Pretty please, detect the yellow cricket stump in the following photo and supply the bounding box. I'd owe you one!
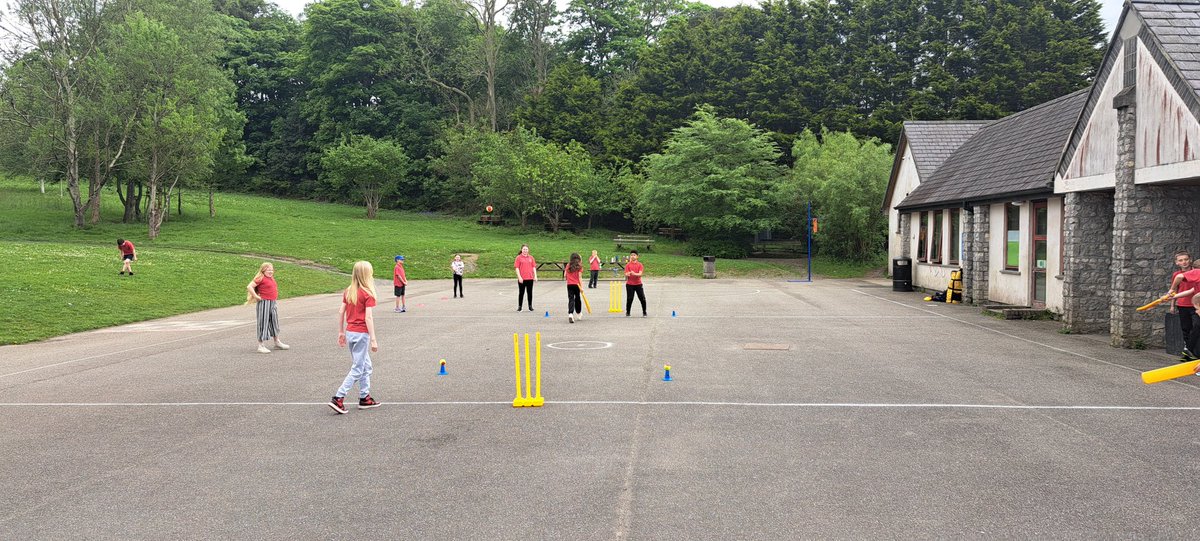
[609,281,622,313]
[513,332,544,407]
[1141,359,1200,384]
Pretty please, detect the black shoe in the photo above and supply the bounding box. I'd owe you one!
[518,307,524,312]
[119,271,124,275]
[358,395,380,409]
[625,313,630,317]
[128,272,134,276]
[1182,352,1197,362]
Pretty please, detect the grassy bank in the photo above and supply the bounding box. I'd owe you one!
[0,178,881,343]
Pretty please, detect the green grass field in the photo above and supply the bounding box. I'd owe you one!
[0,178,881,344]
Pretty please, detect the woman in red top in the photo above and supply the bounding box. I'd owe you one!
[245,262,289,354]
[565,252,584,323]
[514,244,538,312]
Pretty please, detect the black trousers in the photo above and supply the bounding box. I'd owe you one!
[626,284,646,315]
[588,270,599,288]
[518,280,534,309]
[567,284,582,314]
[453,274,463,297]
[1181,307,1199,354]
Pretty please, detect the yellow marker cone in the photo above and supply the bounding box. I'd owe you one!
[1141,360,1200,384]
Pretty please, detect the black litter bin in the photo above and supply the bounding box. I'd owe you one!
[702,256,716,279]
[892,257,912,292]
[1166,312,1184,356]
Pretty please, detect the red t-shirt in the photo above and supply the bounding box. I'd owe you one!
[589,255,601,271]
[515,254,537,281]
[119,241,135,256]
[343,289,376,333]
[1179,269,1200,308]
[393,262,407,286]
[625,261,644,286]
[254,275,278,301]
[565,268,582,286]
[1174,270,1192,308]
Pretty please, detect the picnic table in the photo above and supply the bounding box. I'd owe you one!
[537,261,567,278]
[478,215,504,225]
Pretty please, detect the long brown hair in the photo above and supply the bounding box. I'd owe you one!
[567,252,582,273]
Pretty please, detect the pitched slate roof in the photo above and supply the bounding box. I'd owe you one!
[1134,0,1200,97]
[881,121,989,211]
[903,121,991,178]
[896,89,1088,211]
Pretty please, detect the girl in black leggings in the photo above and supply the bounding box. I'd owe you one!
[565,253,583,323]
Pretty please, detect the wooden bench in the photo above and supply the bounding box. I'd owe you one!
[614,235,652,251]
[544,220,576,232]
[657,227,683,239]
[478,215,504,225]
[751,240,807,256]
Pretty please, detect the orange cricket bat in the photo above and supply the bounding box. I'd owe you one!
[1141,360,1200,384]
[1136,295,1171,312]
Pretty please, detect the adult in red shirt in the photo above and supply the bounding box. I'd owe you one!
[117,238,136,276]
[514,244,538,312]
[624,250,647,317]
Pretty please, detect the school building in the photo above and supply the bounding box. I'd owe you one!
[883,0,1200,348]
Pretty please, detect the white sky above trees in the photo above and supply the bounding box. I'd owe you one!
[271,0,1125,37]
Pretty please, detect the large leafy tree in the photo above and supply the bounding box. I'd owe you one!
[472,127,590,229]
[513,61,604,154]
[321,135,413,219]
[300,0,439,202]
[786,129,892,261]
[637,106,786,256]
[0,0,131,227]
[219,1,308,193]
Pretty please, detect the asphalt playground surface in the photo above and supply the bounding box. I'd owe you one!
[3,276,1200,539]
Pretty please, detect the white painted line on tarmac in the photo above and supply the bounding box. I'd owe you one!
[851,289,1152,376]
[0,401,1197,411]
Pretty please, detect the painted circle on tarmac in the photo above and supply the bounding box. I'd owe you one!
[546,341,613,350]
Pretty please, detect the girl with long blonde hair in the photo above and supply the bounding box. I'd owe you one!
[246,262,288,354]
[330,261,381,414]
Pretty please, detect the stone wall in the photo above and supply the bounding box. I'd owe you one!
[1108,101,1200,347]
[900,213,911,258]
[967,204,990,304]
[1062,191,1114,333]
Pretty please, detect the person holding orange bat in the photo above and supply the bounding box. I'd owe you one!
[1165,259,1200,361]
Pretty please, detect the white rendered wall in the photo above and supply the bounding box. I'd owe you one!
[887,144,922,266]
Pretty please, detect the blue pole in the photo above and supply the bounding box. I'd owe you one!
[806,200,813,282]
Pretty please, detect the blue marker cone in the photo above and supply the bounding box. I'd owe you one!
[544,311,550,318]
[438,359,447,376]
[672,310,677,318]
[663,364,672,381]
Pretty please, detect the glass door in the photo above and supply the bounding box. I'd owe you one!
[1032,201,1048,307]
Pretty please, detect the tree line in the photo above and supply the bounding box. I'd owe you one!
[0,0,1105,258]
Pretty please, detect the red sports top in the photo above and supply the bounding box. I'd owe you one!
[625,261,644,286]
[343,289,376,333]
[565,268,582,286]
[515,254,537,281]
[393,262,407,286]
[254,275,278,301]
